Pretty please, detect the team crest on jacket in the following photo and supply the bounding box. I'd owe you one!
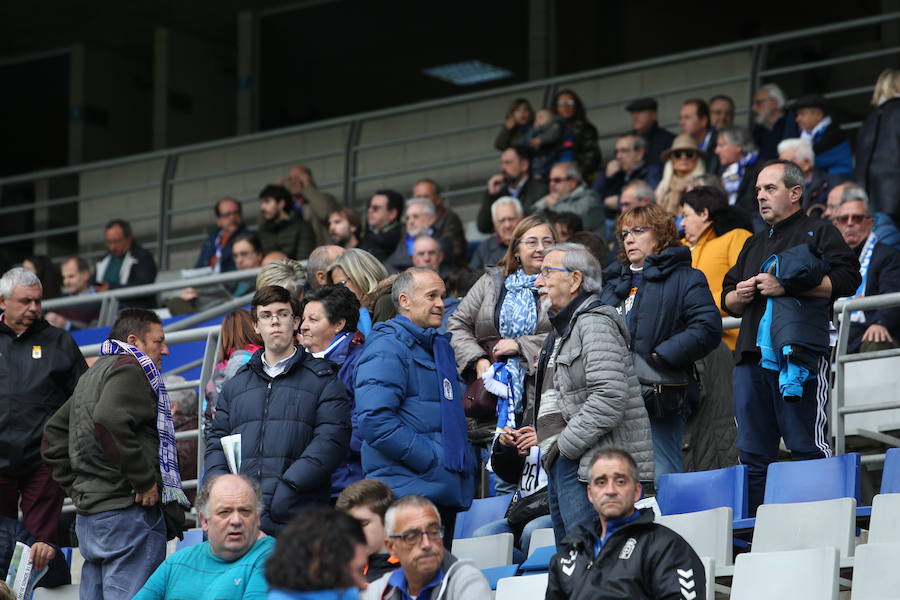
[442,378,453,400]
[619,537,637,559]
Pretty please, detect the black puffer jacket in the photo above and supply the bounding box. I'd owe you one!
[546,509,705,600]
[600,247,722,367]
[0,318,86,476]
[205,348,350,535]
[856,97,900,225]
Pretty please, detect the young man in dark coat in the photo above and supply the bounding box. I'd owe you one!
[204,285,350,536]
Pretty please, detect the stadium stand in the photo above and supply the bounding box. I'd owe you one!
[730,546,839,600]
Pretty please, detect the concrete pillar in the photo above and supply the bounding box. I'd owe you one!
[528,0,556,80]
[236,9,258,135]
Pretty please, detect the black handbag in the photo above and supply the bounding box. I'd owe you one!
[633,352,692,418]
[504,487,550,530]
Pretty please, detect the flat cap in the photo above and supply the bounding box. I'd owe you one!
[626,97,658,112]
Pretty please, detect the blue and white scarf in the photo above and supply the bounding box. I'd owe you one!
[839,232,878,323]
[100,339,191,508]
[722,151,759,206]
[497,270,539,420]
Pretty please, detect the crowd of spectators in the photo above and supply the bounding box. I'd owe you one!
[0,68,898,599]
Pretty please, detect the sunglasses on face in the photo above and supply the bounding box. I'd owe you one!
[671,150,697,160]
[833,214,870,225]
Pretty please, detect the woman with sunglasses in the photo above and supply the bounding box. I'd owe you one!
[600,204,721,483]
[550,89,602,182]
[656,134,707,216]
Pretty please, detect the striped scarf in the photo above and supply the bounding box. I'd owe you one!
[100,339,191,508]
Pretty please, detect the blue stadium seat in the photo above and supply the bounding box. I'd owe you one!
[763,453,860,505]
[882,448,900,494]
[481,564,519,590]
[175,528,205,552]
[656,465,749,519]
[518,545,555,574]
[453,494,514,539]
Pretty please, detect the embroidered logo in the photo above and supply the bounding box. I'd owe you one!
[678,568,696,600]
[32,345,42,359]
[234,578,242,586]
[560,549,577,576]
[442,377,453,401]
[618,537,637,559]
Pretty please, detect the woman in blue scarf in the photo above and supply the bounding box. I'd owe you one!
[298,285,366,497]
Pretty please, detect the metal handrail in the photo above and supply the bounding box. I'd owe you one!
[832,292,900,456]
[3,11,898,267]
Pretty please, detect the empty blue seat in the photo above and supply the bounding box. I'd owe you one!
[453,494,514,539]
[763,453,860,505]
[175,528,205,552]
[882,448,900,494]
[656,465,749,519]
[481,564,519,590]
[519,545,556,573]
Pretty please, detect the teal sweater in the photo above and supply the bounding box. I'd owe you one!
[134,536,275,600]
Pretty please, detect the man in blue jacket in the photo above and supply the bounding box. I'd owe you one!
[355,268,475,548]
[205,285,350,536]
[723,160,860,514]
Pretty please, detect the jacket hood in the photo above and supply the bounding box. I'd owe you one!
[562,294,631,346]
[642,246,692,280]
[372,315,443,351]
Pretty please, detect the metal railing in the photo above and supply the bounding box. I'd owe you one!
[43,267,261,327]
[2,12,899,268]
[832,293,900,462]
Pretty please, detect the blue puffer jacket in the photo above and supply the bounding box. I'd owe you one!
[355,316,475,510]
[205,348,350,536]
[327,331,366,495]
[600,246,722,406]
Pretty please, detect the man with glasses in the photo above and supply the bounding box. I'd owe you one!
[832,197,900,354]
[359,190,404,262]
[386,198,454,274]
[534,162,604,231]
[205,285,350,536]
[362,495,490,600]
[194,197,247,274]
[469,196,524,270]
[592,135,661,216]
[752,83,800,160]
[478,147,548,234]
[626,97,674,167]
[722,160,860,514]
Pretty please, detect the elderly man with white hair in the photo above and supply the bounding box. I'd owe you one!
[0,267,87,548]
[751,82,800,160]
[385,198,445,273]
[715,125,762,215]
[533,243,652,543]
[469,196,524,271]
[778,137,843,215]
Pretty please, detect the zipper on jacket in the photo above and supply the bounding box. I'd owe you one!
[257,380,273,479]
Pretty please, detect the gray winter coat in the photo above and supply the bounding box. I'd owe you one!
[553,295,653,482]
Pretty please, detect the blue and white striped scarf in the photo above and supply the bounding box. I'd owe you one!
[100,339,191,508]
[497,270,539,419]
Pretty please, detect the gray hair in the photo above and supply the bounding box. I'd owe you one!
[624,180,656,203]
[688,173,725,193]
[544,242,603,293]
[760,83,786,108]
[719,126,756,153]
[551,161,583,184]
[257,258,306,292]
[195,473,263,519]
[384,495,441,537]
[163,374,197,415]
[0,267,42,299]
[772,160,805,194]
[839,183,870,208]
[490,196,523,222]
[777,138,815,164]
[391,267,435,311]
[405,197,436,216]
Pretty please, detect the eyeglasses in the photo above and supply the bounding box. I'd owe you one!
[389,526,444,545]
[671,150,697,160]
[257,310,294,322]
[217,210,241,218]
[521,237,555,250]
[618,226,654,241]
[557,99,576,106]
[332,279,349,287]
[833,214,871,225]
[539,266,572,277]
[233,250,257,258]
[549,177,570,184]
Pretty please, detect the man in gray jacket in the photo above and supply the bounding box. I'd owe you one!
[362,495,490,600]
[535,243,653,543]
[533,163,604,232]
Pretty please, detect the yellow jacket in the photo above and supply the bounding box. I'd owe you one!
[684,226,752,350]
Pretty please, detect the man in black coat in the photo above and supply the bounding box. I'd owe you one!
[0,267,87,547]
[358,190,404,263]
[94,219,158,308]
[752,83,800,161]
[626,97,675,166]
[680,98,720,174]
[546,449,704,600]
[204,285,350,536]
[477,147,547,234]
[832,198,900,354]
